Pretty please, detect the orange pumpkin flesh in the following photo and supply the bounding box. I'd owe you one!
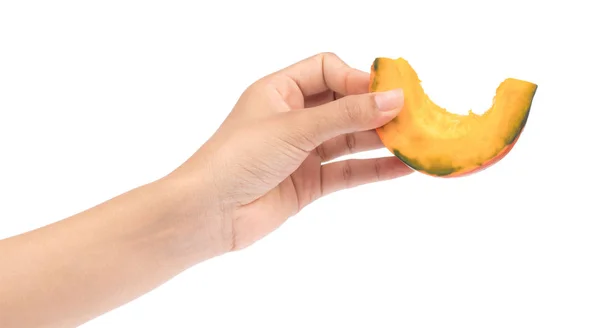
[369,57,537,177]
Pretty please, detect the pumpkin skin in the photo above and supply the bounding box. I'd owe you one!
[369,57,537,178]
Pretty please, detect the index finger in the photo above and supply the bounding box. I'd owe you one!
[277,52,370,97]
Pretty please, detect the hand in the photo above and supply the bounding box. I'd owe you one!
[170,52,413,251]
[0,52,412,328]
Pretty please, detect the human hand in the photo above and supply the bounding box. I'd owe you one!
[170,52,412,252]
[0,53,413,327]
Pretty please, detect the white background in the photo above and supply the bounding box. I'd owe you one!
[1,1,599,327]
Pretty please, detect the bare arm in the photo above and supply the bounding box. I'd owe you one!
[0,52,408,328]
[0,175,229,328]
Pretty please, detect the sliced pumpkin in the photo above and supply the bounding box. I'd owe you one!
[369,57,537,177]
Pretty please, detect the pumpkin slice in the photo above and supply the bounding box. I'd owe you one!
[369,57,537,177]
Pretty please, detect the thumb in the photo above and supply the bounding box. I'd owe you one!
[280,88,404,151]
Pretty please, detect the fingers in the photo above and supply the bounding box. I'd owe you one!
[304,90,336,108]
[278,52,370,97]
[315,130,384,162]
[275,88,404,153]
[320,157,414,196]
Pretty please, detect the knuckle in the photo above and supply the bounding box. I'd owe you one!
[245,77,270,96]
[344,133,356,153]
[315,144,327,161]
[342,161,353,184]
[316,52,345,71]
[319,51,339,61]
[338,97,359,122]
[374,158,383,181]
[366,93,379,112]
[338,95,373,124]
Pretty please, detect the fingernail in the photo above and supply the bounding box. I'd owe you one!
[375,89,404,112]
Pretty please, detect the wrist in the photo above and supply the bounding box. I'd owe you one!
[151,172,232,267]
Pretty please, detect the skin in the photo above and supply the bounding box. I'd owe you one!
[0,52,412,328]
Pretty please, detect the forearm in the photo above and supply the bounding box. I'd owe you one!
[0,175,229,328]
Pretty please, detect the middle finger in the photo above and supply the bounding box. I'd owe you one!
[315,130,384,162]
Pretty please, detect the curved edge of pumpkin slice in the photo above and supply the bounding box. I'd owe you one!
[436,117,526,178]
[370,57,537,178]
